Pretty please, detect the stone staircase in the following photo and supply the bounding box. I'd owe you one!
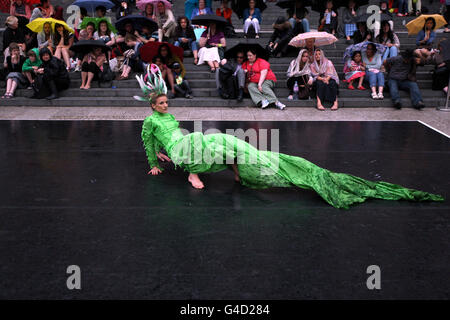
[0,0,449,108]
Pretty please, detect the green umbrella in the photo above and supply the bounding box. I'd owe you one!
[79,17,117,34]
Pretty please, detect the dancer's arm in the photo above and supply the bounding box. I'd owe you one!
[141,118,163,174]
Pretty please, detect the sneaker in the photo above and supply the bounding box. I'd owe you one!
[261,99,270,109]
[377,92,384,100]
[371,92,379,99]
[275,101,286,110]
[394,101,402,109]
[414,101,425,110]
[287,95,294,100]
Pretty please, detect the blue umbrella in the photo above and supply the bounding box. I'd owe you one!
[343,41,386,63]
[115,15,158,33]
[72,0,115,15]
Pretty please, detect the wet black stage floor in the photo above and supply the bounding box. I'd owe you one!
[0,120,449,299]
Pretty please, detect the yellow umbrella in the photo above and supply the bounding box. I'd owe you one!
[405,14,447,35]
[26,18,74,34]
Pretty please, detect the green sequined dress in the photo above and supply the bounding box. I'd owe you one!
[141,111,444,209]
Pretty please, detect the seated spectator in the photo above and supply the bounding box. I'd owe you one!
[416,17,436,50]
[95,5,107,18]
[243,0,262,39]
[174,16,198,64]
[377,20,400,61]
[266,16,292,58]
[431,40,450,94]
[343,50,365,90]
[22,48,42,87]
[342,0,358,43]
[10,0,31,22]
[152,55,176,97]
[37,21,54,54]
[310,48,339,110]
[154,0,176,42]
[384,48,431,109]
[287,0,310,33]
[158,43,185,76]
[135,25,158,44]
[3,16,26,63]
[172,62,194,99]
[78,22,96,40]
[217,51,246,101]
[116,1,132,20]
[362,43,384,99]
[142,3,154,18]
[53,23,74,70]
[216,0,232,24]
[353,22,373,44]
[191,0,213,20]
[302,38,317,64]
[117,34,144,80]
[197,22,226,72]
[242,49,285,110]
[40,0,54,18]
[74,7,88,32]
[286,49,313,100]
[319,0,337,35]
[30,6,44,22]
[80,46,107,89]
[94,19,116,48]
[32,47,70,99]
[2,42,28,99]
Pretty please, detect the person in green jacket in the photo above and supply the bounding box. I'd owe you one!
[22,48,42,86]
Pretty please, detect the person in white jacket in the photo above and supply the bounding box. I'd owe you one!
[154,1,176,42]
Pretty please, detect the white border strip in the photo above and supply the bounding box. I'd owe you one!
[418,120,450,139]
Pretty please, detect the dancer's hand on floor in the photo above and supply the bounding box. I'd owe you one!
[148,167,162,175]
[157,152,171,162]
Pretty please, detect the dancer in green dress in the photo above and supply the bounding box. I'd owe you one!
[136,65,444,209]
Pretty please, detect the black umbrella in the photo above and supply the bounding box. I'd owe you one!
[115,15,158,33]
[191,14,229,28]
[70,40,111,54]
[356,13,393,24]
[225,42,269,61]
[230,0,267,19]
[276,0,312,10]
[311,0,369,12]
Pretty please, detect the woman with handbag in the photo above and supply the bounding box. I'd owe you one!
[286,49,313,100]
[197,22,226,72]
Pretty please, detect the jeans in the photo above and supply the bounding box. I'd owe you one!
[174,38,198,52]
[397,0,407,14]
[288,18,310,32]
[382,46,398,61]
[388,79,423,106]
[366,70,385,88]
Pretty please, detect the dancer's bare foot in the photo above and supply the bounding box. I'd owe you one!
[188,173,204,189]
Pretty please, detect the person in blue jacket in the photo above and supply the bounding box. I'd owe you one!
[416,17,436,49]
[185,0,212,21]
[243,0,262,38]
[190,0,213,20]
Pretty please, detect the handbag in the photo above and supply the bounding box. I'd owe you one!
[297,75,311,100]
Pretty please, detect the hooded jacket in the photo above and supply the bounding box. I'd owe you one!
[22,48,42,72]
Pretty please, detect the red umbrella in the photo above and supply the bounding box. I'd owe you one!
[26,0,41,4]
[139,41,184,63]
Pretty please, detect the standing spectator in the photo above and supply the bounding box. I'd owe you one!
[32,47,70,99]
[80,46,106,89]
[242,48,285,110]
[154,0,176,42]
[191,0,212,19]
[174,16,198,64]
[22,48,42,86]
[2,42,28,99]
[377,20,400,61]
[37,21,54,54]
[243,0,262,38]
[197,22,226,72]
[342,0,358,43]
[53,23,74,70]
[171,62,194,99]
[217,51,246,101]
[286,49,313,100]
[116,1,132,20]
[384,49,428,109]
[319,0,338,35]
[362,43,385,99]
[266,16,292,58]
[310,48,339,110]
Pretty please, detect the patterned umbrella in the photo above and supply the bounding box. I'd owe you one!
[136,0,172,11]
[343,41,386,63]
[289,31,338,48]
